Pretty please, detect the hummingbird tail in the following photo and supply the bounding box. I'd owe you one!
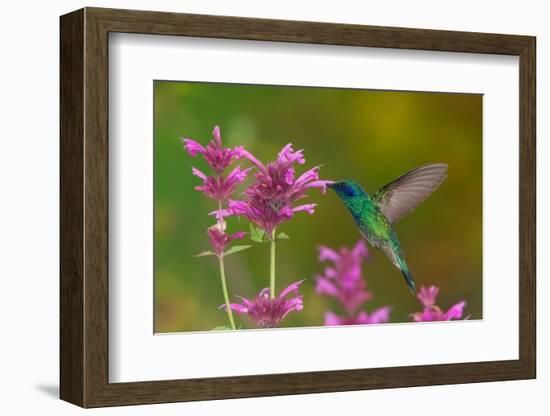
[381,244,416,293]
[401,267,416,294]
[396,255,415,294]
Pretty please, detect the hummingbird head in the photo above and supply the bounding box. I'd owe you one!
[327,180,366,199]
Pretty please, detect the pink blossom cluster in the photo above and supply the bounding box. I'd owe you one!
[315,240,391,325]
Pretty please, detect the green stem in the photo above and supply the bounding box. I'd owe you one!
[270,228,276,299]
[217,200,224,228]
[218,255,236,330]
[216,198,235,330]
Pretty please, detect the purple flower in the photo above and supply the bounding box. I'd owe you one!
[228,143,332,236]
[192,165,251,200]
[324,306,391,326]
[183,126,252,203]
[411,285,466,322]
[182,125,245,174]
[417,285,439,308]
[207,222,246,256]
[315,240,392,326]
[315,240,372,315]
[223,280,304,328]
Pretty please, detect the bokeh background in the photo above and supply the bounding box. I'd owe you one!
[154,80,482,333]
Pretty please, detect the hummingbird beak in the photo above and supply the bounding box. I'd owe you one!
[327,181,336,189]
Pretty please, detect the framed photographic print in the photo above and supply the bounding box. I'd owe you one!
[60,7,536,408]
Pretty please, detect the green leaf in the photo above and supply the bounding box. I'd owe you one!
[224,245,252,256]
[195,250,215,257]
[212,326,232,331]
[277,232,290,240]
[249,223,266,243]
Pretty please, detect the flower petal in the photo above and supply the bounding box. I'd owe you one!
[324,311,342,326]
[315,276,339,296]
[226,165,252,184]
[417,285,439,308]
[285,167,295,185]
[212,125,222,146]
[279,279,305,299]
[228,231,247,241]
[318,246,340,262]
[235,295,255,309]
[293,167,320,188]
[278,143,305,164]
[227,200,250,215]
[292,203,317,215]
[445,300,466,320]
[324,266,337,278]
[342,290,372,315]
[208,208,233,219]
[279,297,304,322]
[366,306,391,324]
[306,180,334,194]
[182,139,206,156]
[220,303,248,314]
[191,166,208,180]
[232,145,246,159]
[241,149,266,171]
[352,240,368,259]
[290,297,304,312]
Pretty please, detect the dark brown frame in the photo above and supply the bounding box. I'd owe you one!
[60,7,536,408]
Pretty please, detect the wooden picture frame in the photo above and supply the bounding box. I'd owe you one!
[60,7,536,408]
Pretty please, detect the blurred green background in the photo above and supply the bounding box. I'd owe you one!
[154,80,482,333]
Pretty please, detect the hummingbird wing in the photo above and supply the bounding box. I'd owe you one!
[373,163,448,224]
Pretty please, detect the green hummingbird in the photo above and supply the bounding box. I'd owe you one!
[327,163,448,293]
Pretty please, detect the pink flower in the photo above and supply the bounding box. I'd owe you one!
[207,222,246,256]
[223,280,304,328]
[228,143,332,236]
[182,125,245,174]
[324,306,391,326]
[192,165,251,200]
[417,285,439,308]
[183,126,252,203]
[315,240,372,315]
[411,285,466,322]
[315,240,392,326]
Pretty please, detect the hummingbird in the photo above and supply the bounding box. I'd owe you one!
[327,163,448,293]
